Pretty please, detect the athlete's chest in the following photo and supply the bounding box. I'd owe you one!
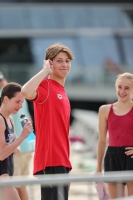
[49,86,70,109]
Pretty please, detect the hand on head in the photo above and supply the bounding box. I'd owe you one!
[43,59,53,75]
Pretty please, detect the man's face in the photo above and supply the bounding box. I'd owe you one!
[51,52,71,79]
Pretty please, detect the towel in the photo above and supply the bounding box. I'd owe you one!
[95,182,110,200]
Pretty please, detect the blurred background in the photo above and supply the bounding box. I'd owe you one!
[0,0,133,199]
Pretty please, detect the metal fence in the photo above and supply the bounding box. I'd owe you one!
[0,171,133,200]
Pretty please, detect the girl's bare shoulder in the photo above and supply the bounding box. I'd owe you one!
[99,104,112,118]
[0,115,4,122]
[0,115,6,130]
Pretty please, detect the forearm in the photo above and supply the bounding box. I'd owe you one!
[22,68,49,99]
[96,139,106,172]
[0,135,25,161]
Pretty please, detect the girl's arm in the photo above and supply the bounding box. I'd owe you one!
[96,105,110,172]
[0,116,33,161]
[10,116,21,156]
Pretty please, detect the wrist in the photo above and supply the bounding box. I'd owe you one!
[96,167,102,172]
[41,68,50,76]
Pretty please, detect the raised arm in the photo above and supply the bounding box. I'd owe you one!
[96,105,110,173]
[21,60,52,100]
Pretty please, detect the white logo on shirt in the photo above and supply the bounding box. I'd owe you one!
[57,94,62,99]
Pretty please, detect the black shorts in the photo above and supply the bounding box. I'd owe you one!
[35,166,70,200]
[104,146,133,184]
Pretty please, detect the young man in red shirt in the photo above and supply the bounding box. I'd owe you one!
[21,43,74,200]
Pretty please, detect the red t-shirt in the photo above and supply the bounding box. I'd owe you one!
[108,104,133,146]
[32,78,72,174]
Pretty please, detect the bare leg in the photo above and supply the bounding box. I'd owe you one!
[127,182,133,196]
[16,187,29,200]
[0,174,20,200]
[3,186,21,200]
[108,183,125,199]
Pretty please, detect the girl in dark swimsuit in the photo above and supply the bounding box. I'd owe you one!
[0,82,33,200]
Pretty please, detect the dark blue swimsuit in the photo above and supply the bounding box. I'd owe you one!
[0,113,15,176]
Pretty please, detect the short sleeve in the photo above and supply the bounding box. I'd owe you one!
[33,78,49,104]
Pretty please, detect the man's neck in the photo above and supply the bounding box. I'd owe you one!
[49,76,66,86]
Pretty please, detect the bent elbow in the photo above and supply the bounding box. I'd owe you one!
[21,87,28,98]
[21,87,31,99]
[21,87,36,100]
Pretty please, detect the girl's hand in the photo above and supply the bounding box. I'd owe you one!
[94,170,102,184]
[125,147,133,158]
[21,121,34,139]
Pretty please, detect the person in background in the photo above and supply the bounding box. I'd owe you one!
[0,72,34,200]
[96,72,133,199]
[21,43,74,200]
[0,82,33,200]
[0,71,7,95]
[13,101,34,200]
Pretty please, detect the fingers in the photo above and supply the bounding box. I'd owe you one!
[48,59,53,65]
[24,121,34,132]
[125,147,133,158]
[125,150,133,155]
[44,59,50,64]
[125,150,132,155]
[43,59,50,66]
[125,147,133,150]
[26,121,32,125]
[43,59,53,67]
